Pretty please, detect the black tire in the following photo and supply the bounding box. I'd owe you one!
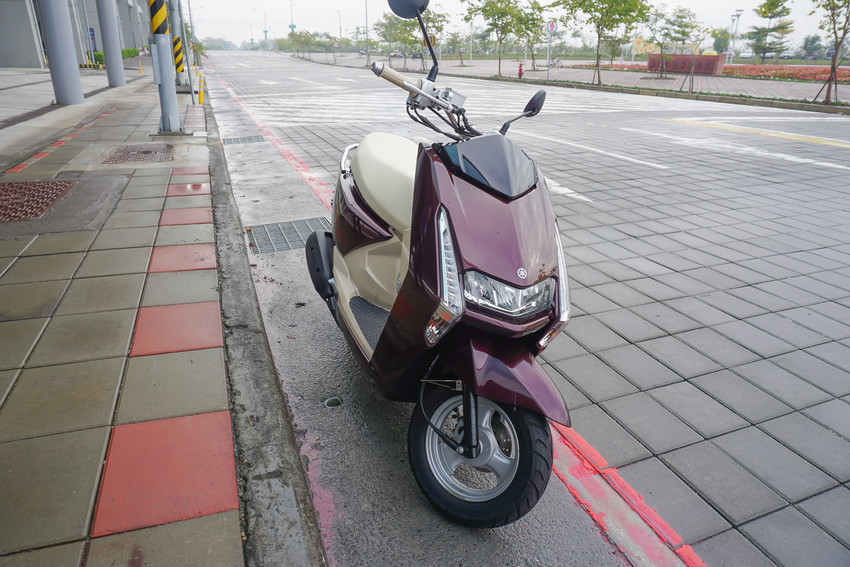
[408,387,553,528]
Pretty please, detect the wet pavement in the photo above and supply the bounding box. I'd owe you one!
[204,50,850,567]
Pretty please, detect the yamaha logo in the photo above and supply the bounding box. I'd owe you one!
[517,268,528,279]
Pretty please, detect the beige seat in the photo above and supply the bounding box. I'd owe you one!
[350,132,419,233]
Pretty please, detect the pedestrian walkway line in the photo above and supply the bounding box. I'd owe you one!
[667,119,850,149]
[512,129,670,170]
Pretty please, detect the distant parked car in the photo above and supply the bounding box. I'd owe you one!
[779,51,797,59]
[702,48,717,56]
[826,47,837,59]
[390,51,403,58]
[802,52,819,60]
[738,51,754,59]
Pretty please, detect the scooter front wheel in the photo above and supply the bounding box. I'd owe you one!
[408,387,553,528]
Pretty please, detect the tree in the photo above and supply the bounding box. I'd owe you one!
[463,0,521,76]
[514,1,546,70]
[811,0,850,104]
[802,34,824,56]
[552,0,650,86]
[667,7,699,54]
[711,27,731,54]
[373,12,416,68]
[747,0,795,64]
[645,5,675,77]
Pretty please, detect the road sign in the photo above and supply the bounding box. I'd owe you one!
[333,42,339,48]
[422,34,435,47]
[289,24,296,32]
[547,21,557,35]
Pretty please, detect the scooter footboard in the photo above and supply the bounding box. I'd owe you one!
[441,330,570,426]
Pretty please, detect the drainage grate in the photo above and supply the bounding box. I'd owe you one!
[247,217,331,253]
[222,135,265,146]
[0,180,76,222]
[104,144,174,163]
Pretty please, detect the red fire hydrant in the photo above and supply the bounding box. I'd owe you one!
[518,63,524,79]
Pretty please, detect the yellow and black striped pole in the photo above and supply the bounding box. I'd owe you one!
[148,0,168,35]
[172,36,184,72]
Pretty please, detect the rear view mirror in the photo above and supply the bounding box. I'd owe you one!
[388,0,429,19]
[524,90,546,117]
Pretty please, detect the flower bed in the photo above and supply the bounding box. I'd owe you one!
[721,64,849,83]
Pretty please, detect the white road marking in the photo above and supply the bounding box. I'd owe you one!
[512,129,670,170]
[544,177,594,202]
[621,127,850,171]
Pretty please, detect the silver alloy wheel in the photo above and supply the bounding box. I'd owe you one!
[424,395,520,502]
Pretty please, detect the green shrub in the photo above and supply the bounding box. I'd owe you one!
[93,51,104,64]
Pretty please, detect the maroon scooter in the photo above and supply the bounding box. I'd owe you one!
[306,0,571,528]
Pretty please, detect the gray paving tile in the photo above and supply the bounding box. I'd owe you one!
[631,303,700,334]
[0,236,35,258]
[103,211,162,229]
[564,315,629,352]
[0,428,109,554]
[755,281,827,308]
[141,269,219,306]
[761,413,850,482]
[594,308,666,343]
[117,349,228,424]
[601,393,701,453]
[86,511,244,567]
[698,291,767,318]
[649,382,748,437]
[55,274,146,315]
[727,286,798,312]
[661,442,785,525]
[625,277,684,301]
[740,507,850,567]
[0,541,86,566]
[714,427,836,502]
[564,264,614,287]
[692,370,791,423]
[803,400,850,440]
[22,231,97,256]
[26,310,136,367]
[654,272,716,295]
[664,297,735,327]
[0,253,84,285]
[676,328,761,367]
[772,351,850,397]
[714,320,796,358]
[746,313,831,350]
[596,344,682,389]
[637,336,721,379]
[696,531,778,567]
[590,282,653,308]
[543,365,591,410]
[122,184,168,199]
[0,280,69,322]
[539,333,587,362]
[618,458,730,545]
[76,247,152,277]
[798,486,850,548]
[0,358,123,442]
[163,195,212,209]
[90,227,158,250]
[781,306,850,340]
[0,319,48,371]
[733,360,831,410]
[785,275,849,301]
[569,288,619,314]
[154,223,215,246]
[806,342,850,373]
[568,404,651,468]
[550,353,637,402]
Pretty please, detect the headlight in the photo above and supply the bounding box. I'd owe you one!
[538,224,571,350]
[463,271,554,318]
[425,208,464,345]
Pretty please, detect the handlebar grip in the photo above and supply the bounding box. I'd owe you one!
[371,62,422,91]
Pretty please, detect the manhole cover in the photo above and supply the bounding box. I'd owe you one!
[0,180,76,222]
[104,144,174,163]
[222,135,265,145]
[247,217,331,253]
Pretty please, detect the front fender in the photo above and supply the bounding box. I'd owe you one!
[441,329,570,426]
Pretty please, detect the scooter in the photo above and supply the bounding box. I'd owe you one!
[305,0,571,528]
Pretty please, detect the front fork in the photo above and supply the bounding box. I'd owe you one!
[419,354,481,459]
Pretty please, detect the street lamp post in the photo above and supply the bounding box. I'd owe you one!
[365,0,370,66]
[729,9,743,63]
[337,10,342,40]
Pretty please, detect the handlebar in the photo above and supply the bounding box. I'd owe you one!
[371,62,422,92]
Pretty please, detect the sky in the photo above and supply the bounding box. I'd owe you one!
[188,0,827,49]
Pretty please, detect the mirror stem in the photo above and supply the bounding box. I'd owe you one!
[417,14,440,82]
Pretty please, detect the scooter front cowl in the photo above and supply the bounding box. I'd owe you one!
[441,328,570,426]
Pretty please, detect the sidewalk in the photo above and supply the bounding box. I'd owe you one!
[0,79,245,563]
[326,52,850,106]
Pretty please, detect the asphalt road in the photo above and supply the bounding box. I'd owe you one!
[205,51,850,567]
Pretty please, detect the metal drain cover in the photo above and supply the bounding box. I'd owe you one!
[104,144,174,163]
[0,180,76,222]
[247,217,331,253]
[222,135,265,145]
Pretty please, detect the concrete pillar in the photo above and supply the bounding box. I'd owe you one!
[152,33,183,132]
[167,0,186,85]
[37,0,85,104]
[95,0,126,86]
